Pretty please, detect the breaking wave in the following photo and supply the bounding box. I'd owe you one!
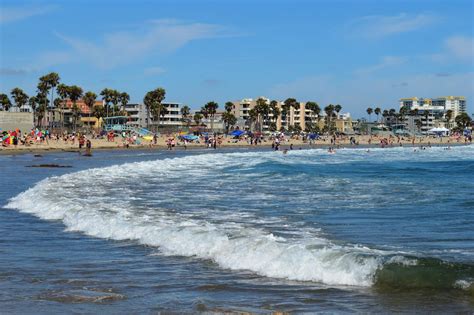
[5,149,474,291]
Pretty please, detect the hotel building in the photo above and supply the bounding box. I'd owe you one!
[399,96,466,118]
[231,97,353,133]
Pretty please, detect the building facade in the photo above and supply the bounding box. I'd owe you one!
[399,96,467,133]
[231,97,353,133]
[400,96,466,118]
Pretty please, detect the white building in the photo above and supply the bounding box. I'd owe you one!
[400,96,466,118]
[124,102,183,129]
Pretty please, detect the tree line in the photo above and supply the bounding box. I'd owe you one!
[0,72,131,131]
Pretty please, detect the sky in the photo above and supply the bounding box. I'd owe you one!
[1,0,473,117]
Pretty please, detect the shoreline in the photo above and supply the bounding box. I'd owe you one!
[1,140,470,156]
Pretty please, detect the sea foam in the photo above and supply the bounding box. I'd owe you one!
[9,149,459,287]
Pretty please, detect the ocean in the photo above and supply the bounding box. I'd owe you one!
[1,145,473,313]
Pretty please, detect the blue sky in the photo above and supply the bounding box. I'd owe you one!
[1,0,473,117]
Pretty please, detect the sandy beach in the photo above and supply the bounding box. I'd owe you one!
[1,133,471,155]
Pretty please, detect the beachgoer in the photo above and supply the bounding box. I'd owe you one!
[85,139,92,156]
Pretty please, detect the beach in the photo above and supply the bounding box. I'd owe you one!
[1,133,470,155]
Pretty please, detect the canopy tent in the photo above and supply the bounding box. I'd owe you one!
[428,127,449,132]
[181,134,199,141]
[230,130,245,137]
[428,127,450,136]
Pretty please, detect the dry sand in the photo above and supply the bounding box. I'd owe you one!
[1,134,469,155]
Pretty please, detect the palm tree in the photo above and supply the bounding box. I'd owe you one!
[10,88,29,112]
[67,85,83,131]
[83,91,97,130]
[455,113,472,129]
[56,83,69,131]
[119,92,130,112]
[284,98,298,110]
[283,98,299,129]
[224,101,234,113]
[247,108,258,131]
[143,92,154,130]
[399,106,408,124]
[305,101,320,132]
[374,107,381,123]
[366,107,373,122]
[46,72,60,122]
[35,92,49,128]
[280,102,290,130]
[202,101,219,132]
[44,72,60,102]
[83,91,97,111]
[269,100,281,122]
[324,104,335,133]
[0,93,12,111]
[222,112,237,133]
[255,97,269,132]
[110,90,120,116]
[36,102,47,127]
[445,109,453,128]
[143,87,166,130]
[382,109,389,125]
[193,112,203,126]
[180,105,191,128]
[92,105,105,130]
[100,88,113,118]
[28,96,38,126]
[38,74,58,126]
[334,104,342,119]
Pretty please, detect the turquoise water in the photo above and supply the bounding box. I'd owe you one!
[1,146,473,313]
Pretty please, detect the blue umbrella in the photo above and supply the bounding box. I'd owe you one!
[230,130,245,136]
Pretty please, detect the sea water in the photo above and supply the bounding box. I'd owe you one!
[1,146,473,313]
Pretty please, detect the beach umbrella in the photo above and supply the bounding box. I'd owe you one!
[230,130,245,137]
[182,134,199,141]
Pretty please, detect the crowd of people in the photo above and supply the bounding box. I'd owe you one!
[1,127,472,153]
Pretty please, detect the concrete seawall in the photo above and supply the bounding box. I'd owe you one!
[0,112,34,132]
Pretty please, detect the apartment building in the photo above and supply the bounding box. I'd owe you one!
[231,97,352,133]
[123,102,183,129]
[400,96,466,118]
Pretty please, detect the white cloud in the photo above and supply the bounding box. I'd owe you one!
[445,36,474,61]
[144,66,166,76]
[350,13,436,39]
[52,19,229,69]
[0,5,56,24]
[428,36,474,63]
[355,56,406,75]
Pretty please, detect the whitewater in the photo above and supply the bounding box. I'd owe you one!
[6,146,474,292]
